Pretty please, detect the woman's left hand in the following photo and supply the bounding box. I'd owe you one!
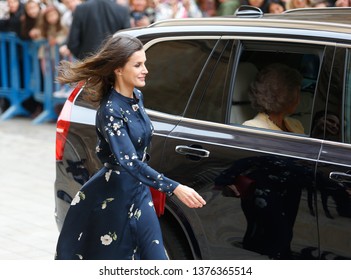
[173,184,206,208]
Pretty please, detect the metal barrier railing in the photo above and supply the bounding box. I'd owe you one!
[0,32,32,119]
[0,32,69,124]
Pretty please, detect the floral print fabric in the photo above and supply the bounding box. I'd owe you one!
[55,88,178,260]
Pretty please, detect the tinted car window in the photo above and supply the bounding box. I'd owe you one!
[311,47,344,142]
[185,39,235,123]
[344,49,351,143]
[142,39,217,115]
[231,41,324,136]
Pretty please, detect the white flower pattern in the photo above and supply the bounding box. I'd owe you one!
[71,191,85,206]
[101,198,115,209]
[100,232,117,246]
[105,169,112,182]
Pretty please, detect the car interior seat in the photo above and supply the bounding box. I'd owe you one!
[230,62,258,125]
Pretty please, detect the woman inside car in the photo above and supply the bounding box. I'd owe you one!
[243,62,304,134]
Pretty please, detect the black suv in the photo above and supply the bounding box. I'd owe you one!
[54,7,351,260]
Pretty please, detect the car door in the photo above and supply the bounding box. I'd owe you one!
[160,38,333,260]
[315,46,351,259]
[141,36,222,173]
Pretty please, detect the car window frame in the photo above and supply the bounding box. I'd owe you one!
[142,36,222,117]
[224,36,336,138]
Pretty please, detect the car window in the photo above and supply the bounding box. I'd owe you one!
[324,47,349,144]
[345,50,351,143]
[142,39,218,115]
[231,41,324,136]
[184,39,235,123]
[311,47,346,143]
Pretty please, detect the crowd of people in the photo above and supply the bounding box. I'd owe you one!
[0,0,350,117]
[1,0,350,60]
[1,0,350,63]
[1,0,350,48]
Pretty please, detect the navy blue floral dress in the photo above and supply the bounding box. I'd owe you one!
[55,88,179,260]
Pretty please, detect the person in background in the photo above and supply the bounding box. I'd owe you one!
[216,0,240,16]
[0,1,9,19]
[34,4,68,116]
[0,0,24,114]
[19,0,44,117]
[311,0,330,7]
[241,0,269,13]
[66,0,130,60]
[243,63,304,134]
[286,0,311,9]
[155,0,203,21]
[55,34,206,259]
[267,0,286,13]
[53,0,82,100]
[0,0,24,35]
[19,0,42,41]
[129,0,156,28]
[334,0,350,6]
[39,0,67,13]
[60,0,82,31]
[198,0,217,17]
[59,0,82,57]
[36,5,68,54]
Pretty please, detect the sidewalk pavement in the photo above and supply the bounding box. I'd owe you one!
[0,117,59,260]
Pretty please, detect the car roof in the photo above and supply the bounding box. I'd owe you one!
[146,7,351,35]
[263,7,351,25]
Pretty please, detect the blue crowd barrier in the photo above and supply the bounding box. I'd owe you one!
[0,32,68,124]
[29,39,68,124]
[0,32,32,119]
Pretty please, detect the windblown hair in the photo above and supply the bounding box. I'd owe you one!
[56,34,144,102]
[248,63,303,114]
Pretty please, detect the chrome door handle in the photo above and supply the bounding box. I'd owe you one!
[329,171,351,183]
[175,145,210,158]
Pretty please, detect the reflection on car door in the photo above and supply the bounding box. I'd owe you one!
[160,38,329,260]
[163,119,323,259]
[315,47,351,259]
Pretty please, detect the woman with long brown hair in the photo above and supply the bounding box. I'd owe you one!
[55,34,206,260]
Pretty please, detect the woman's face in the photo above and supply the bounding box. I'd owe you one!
[335,0,350,6]
[46,9,60,25]
[269,3,284,13]
[26,1,41,18]
[116,50,148,88]
[292,0,308,8]
[325,114,340,135]
[248,0,265,7]
[7,0,20,13]
[131,0,148,11]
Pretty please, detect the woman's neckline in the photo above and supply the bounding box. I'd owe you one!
[112,87,139,104]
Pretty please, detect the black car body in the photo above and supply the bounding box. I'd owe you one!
[55,7,351,260]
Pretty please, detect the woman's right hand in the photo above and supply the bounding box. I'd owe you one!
[173,184,206,208]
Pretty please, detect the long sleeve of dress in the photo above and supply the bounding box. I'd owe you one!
[96,89,179,196]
